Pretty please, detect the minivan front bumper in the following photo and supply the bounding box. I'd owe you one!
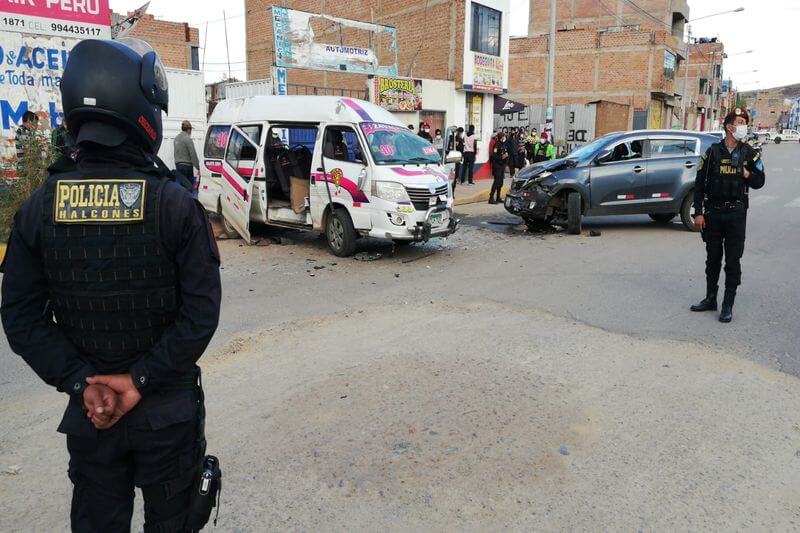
[367,205,458,242]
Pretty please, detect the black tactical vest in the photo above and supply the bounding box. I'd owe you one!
[40,169,178,373]
[706,143,746,203]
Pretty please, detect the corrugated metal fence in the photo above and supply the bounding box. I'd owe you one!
[494,104,597,154]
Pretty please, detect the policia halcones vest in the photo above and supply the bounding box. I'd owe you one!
[40,168,178,373]
[702,142,754,207]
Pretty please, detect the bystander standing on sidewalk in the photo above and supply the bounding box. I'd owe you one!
[15,111,39,166]
[489,131,508,204]
[461,125,477,185]
[173,120,200,195]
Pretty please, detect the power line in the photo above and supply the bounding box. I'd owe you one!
[620,0,672,31]
[188,12,245,26]
[595,0,624,26]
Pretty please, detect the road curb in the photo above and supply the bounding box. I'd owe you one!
[454,186,510,206]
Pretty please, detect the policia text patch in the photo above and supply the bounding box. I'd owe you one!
[54,179,146,224]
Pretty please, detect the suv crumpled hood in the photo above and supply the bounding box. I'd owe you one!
[516,158,575,179]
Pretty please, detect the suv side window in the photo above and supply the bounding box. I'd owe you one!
[204,125,230,159]
[649,138,695,158]
[608,139,643,162]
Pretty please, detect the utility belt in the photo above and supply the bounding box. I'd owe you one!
[706,199,745,213]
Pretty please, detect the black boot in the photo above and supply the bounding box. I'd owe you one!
[719,289,736,323]
[691,286,718,312]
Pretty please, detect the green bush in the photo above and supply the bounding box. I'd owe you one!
[0,133,59,241]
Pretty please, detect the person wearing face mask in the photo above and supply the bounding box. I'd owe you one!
[433,128,444,156]
[418,122,433,142]
[690,108,765,323]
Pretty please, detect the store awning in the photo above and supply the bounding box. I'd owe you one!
[494,96,527,115]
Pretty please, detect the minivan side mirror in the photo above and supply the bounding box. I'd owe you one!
[595,148,613,165]
[445,150,462,164]
[357,167,368,191]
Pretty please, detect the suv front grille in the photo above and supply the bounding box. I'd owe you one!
[405,184,449,212]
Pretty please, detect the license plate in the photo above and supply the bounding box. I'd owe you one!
[505,197,511,207]
[430,213,445,226]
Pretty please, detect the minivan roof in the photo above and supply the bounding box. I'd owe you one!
[209,95,403,127]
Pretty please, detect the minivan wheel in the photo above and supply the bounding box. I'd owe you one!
[774,137,782,144]
[326,208,358,257]
[680,193,698,232]
[649,213,677,223]
[567,192,582,235]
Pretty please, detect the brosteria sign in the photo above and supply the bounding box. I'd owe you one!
[0,0,111,39]
[372,77,422,112]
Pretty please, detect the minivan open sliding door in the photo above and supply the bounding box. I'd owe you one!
[220,126,260,242]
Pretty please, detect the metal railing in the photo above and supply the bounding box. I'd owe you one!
[287,84,368,100]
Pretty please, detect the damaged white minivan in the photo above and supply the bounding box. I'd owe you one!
[197,95,459,256]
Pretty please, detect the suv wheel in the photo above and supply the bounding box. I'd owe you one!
[649,213,676,223]
[680,193,698,232]
[567,192,582,235]
[774,137,782,144]
[326,208,358,257]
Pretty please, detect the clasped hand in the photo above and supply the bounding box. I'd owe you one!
[82,374,142,430]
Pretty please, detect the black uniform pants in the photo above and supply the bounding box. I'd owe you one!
[65,389,201,533]
[460,152,475,183]
[490,164,504,201]
[704,208,747,290]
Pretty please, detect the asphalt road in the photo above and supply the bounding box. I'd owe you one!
[1,142,798,531]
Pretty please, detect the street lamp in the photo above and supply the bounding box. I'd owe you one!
[680,8,745,129]
[689,7,745,23]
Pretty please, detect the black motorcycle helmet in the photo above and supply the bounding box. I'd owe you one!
[61,38,169,154]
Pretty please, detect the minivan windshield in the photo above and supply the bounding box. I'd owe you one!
[360,122,440,165]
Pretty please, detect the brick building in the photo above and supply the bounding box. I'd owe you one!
[679,38,724,131]
[508,0,690,130]
[112,12,200,70]
[741,83,800,130]
[527,0,688,37]
[245,0,511,168]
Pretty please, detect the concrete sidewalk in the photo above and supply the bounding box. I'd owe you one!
[453,177,512,206]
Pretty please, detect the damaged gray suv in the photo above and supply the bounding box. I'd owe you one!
[504,130,719,234]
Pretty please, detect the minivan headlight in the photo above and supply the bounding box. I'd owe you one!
[372,181,410,203]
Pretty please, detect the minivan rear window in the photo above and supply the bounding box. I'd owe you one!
[204,125,230,159]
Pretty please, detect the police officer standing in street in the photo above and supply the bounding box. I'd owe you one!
[1,38,221,532]
[691,108,765,322]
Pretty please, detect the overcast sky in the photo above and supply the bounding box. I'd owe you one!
[111,0,797,92]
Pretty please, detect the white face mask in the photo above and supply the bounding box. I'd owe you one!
[733,124,748,141]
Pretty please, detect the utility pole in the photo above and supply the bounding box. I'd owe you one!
[223,10,232,81]
[709,50,718,131]
[545,0,556,136]
[681,24,691,129]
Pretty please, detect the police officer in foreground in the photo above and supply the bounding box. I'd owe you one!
[1,38,221,531]
[691,108,765,322]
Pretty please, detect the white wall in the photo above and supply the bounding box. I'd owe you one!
[461,0,511,93]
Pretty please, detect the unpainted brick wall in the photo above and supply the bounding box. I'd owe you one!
[118,13,200,69]
[245,0,464,91]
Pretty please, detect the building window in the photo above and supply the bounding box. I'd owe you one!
[699,78,708,95]
[471,2,501,56]
[663,50,676,80]
[191,46,200,71]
